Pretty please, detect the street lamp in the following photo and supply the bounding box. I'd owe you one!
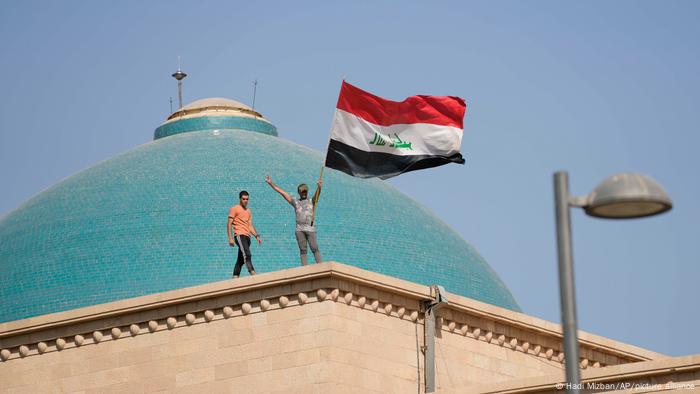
[553,171,672,392]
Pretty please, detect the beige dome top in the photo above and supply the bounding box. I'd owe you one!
[165,97,270,123]
[181,97,252,111]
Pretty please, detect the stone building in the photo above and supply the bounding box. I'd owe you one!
[0,98,697,393]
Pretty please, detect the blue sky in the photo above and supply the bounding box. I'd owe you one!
[1,1,698,356]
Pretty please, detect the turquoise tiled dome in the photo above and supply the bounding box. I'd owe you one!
[0,101,519,323]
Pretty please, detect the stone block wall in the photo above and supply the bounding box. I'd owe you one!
[0,263,663,393]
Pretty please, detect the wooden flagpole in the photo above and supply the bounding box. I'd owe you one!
[311,78,345,226]
[310,142,328,226]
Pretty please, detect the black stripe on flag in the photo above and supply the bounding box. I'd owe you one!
[325,139,465,180]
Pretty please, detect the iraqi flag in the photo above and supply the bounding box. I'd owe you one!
[324,81,466,180]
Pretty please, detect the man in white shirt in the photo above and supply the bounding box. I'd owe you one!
[265,175,322,266]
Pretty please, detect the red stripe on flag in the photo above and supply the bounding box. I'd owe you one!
[336,81,466,129]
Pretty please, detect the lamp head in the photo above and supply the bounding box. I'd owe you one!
[172,70,187,81]
[584,173,672,219]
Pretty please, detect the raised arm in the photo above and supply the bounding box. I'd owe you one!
[312,178,322,205]
[265,175,294,206]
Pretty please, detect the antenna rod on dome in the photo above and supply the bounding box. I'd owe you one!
[252,78,258,112]
[171,56,187,109]
[169,97,173,114]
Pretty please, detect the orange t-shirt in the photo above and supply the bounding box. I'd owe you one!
[229,205,251,236]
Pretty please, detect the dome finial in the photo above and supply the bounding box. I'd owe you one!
[155,97,278,139]
[171,56,187,110]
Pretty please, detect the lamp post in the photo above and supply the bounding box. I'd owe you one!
[172,56,187,110]
[553,171,672,393]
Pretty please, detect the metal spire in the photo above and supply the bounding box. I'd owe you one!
[252,78,258,112]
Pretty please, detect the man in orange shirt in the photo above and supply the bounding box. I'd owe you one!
[227,191,262,278]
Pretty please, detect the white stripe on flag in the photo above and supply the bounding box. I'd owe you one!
[330,109,463,157]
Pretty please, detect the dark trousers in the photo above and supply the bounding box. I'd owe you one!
[233,235,254,276]
[295,230,322,266]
